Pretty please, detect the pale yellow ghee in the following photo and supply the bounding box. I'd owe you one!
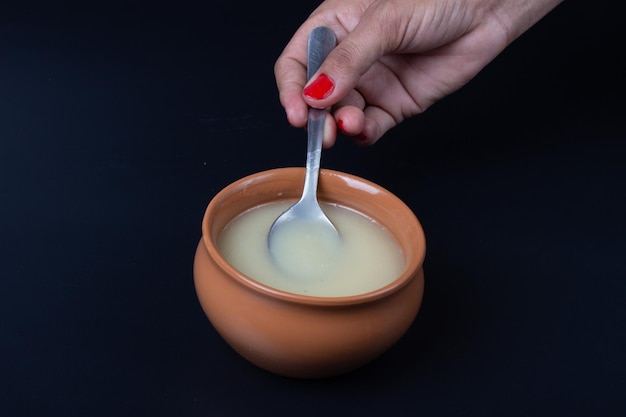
[217,201,405,297]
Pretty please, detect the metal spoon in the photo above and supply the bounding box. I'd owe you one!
[268,27,339,266]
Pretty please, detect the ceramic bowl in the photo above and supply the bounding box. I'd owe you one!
[193,168,426,378]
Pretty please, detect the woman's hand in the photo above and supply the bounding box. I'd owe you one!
[275,0,563,147]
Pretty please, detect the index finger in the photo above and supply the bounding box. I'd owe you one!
[274,25,312,128]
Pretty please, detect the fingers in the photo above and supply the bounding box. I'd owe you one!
[299,3,404,145]
[275,12,348,128]
[276,1,406,146]
[322,110,338,149]
[275,19,325,128]
[303,43,381,111]
[334,106,365,136]
[333,104,395,146]
[275,53,309,129]
[333,89,365,136]
[301,4,393,110]
[361,106,397,145]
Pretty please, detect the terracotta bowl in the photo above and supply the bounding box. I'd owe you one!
[193,168,426,378]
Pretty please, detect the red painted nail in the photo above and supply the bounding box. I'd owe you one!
[337,119,348,134]
[303,74,334,100]
[357,132,368,141]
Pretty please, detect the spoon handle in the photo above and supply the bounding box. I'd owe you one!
[307,27,336,80]
[302,27,336,203]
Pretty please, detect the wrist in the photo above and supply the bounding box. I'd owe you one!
[488,0,565,44]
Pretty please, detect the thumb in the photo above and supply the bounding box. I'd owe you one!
[302,10,395,107]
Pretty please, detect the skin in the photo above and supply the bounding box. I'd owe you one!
[275,0,564,147]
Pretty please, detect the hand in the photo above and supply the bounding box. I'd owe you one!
[275,0,563,147]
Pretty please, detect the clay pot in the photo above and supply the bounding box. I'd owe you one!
[193,168,426,378]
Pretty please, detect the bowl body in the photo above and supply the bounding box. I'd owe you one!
[193,168,426,378]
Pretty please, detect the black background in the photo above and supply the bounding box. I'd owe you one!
[1,1,625,416]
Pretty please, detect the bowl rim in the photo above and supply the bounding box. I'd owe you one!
[201,167,426,307]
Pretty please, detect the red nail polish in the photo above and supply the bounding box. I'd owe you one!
[337,119,347,134]
[357,133,368,141]
[303,74,334,100]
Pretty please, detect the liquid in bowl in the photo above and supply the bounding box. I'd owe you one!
[217,201,405,297]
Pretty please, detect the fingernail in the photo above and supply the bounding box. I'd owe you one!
[337,119,348,134]
[357,133,368,141]
[303,74,334,100]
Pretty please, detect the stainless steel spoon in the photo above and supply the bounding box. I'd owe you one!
[268,27,339,263]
